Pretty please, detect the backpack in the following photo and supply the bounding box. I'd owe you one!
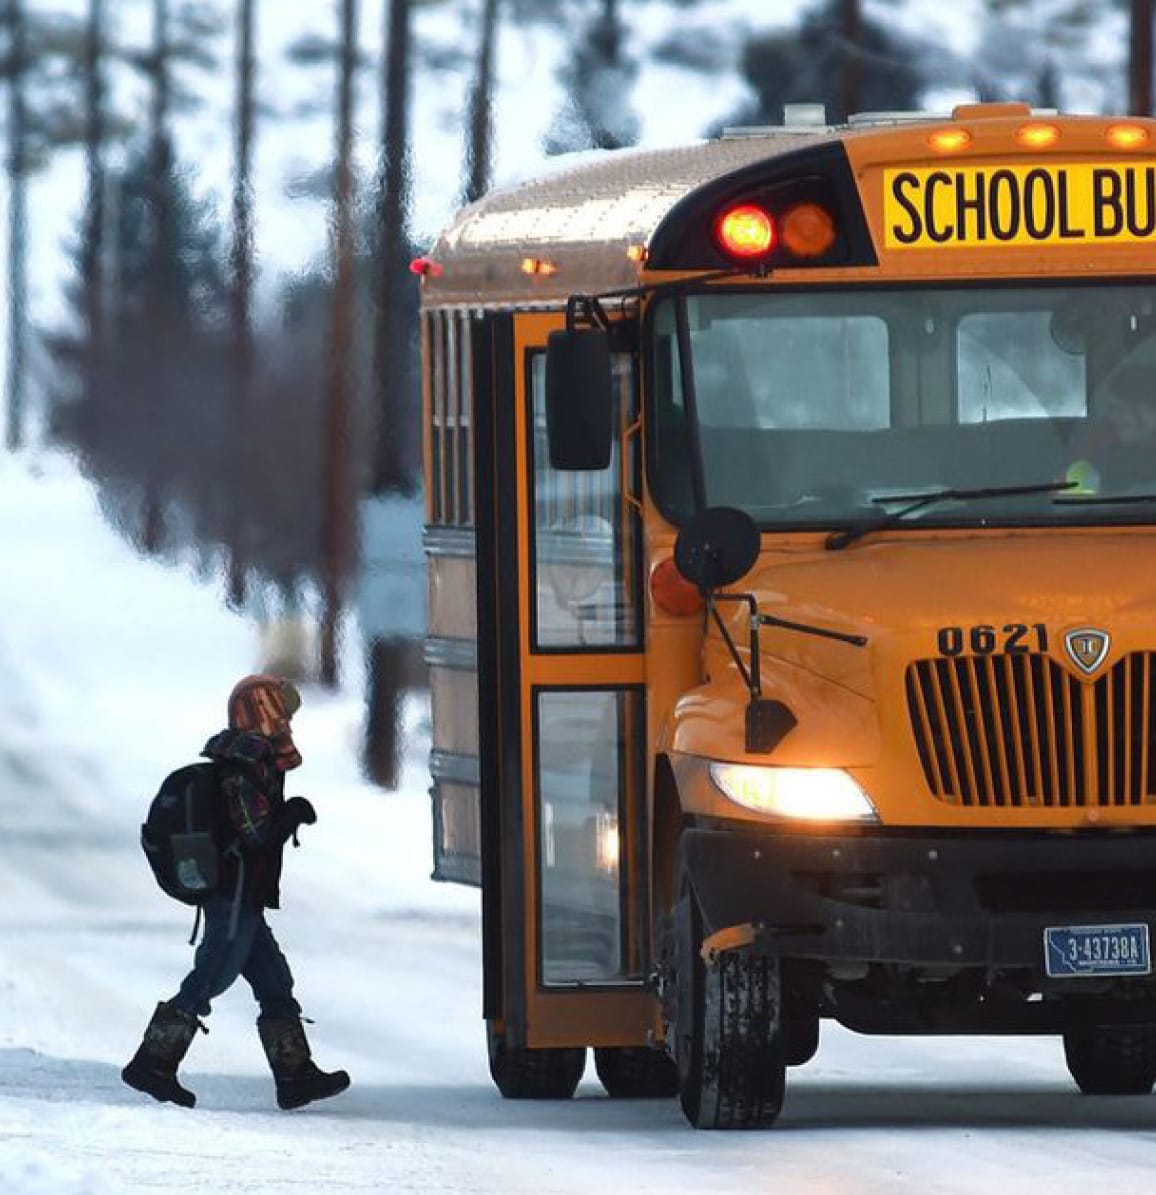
[141,762,226,905]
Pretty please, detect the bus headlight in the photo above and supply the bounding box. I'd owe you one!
[709,763,878,823]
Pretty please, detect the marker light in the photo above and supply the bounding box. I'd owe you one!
[521,257,558,276]
[928,128,972,153]
[409,256,443,278]
[1016,123,1060,149]
[1107,123,1150,150]
[626,243,649,264]
[650,557,704,616]
[781,203,837,258]
[716,204,775,259]
[710,763,878,822]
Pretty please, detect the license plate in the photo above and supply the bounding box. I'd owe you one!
[1044,923,1151,978]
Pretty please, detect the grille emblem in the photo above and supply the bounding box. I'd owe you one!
[1064,627,1111,675]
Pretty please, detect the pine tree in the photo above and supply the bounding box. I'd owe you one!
[1,3,87,449]
[122,0,223,550]
[543,0,639,154]
[973,2,1109,111]
[715,0,924,129]
[51,142,228,512]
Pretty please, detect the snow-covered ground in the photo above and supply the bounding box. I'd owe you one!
[4,456,1156,1193]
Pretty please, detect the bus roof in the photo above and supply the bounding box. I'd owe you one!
[419,105,1156,304]
[420,130,838,305]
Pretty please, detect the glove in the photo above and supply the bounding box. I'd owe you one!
[276,796,317,846]
[285,796,317,827]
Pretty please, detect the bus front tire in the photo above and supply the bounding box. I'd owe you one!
[486,1021,585,1099]
[1064,1026,1156,1095]
[594,1046,679,1098]
[671,875,786,1129]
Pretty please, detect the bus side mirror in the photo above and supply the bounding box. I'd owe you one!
[673,507,760,593]
[545,329,614,471]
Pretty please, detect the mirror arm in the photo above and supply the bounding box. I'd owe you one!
[710,593,761,697]
[757,612,868,648]
[565,294,611,334]
[710,597,868,694]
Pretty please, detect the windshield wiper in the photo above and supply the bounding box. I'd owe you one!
[825,482,1077,551]
[1053,492,1156,506]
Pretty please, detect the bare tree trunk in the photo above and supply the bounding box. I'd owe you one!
[141,0,172,552]
[227,0,257,606]
[373,0,415,496]
[1130,0,1153,116]
[82,0,106,371]
[5,0,29,451]
[320,0,358,686]
[365,0,418,784]
[462,0,499,205]
[840,0,862,122]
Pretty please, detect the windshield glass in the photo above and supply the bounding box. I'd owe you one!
[650,284,1156,529]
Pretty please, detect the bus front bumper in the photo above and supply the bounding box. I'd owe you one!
[682,825,1156,970]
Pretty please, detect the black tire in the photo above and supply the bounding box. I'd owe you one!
[487,1021,586,1099]
[670,870,786,1129]
[1064,1026,1156,1095]
[594,1046,679,1098]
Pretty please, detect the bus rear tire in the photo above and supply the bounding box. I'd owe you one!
[1064,1026,1156,1095]
[594,1046,679,1098]
[487,1021,586,1099]
[671,874,786,1129]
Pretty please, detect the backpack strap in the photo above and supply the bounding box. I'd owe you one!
[188,904,202,946]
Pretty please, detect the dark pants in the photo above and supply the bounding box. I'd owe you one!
[171,895,301,1021]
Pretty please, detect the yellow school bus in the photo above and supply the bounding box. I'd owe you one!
[418,102,1156,1127]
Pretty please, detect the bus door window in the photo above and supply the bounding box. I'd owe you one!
[529,353,641,650]
[535,688,644,986]
[526,347,645,989]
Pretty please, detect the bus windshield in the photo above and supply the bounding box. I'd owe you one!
[650,283,1156,531]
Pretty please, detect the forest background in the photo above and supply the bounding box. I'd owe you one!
[0,0,1150,775]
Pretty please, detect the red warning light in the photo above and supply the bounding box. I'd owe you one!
[715,204,775,260]
[409,256,443,278]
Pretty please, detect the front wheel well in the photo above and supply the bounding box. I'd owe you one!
[652,754,686,918]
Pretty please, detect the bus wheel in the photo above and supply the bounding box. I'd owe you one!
[671,877,786,1129]
[594,1046,679,1098]
[486,1021,586,1099]
[1063,1027,1156,1095]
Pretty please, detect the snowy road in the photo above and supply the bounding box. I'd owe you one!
[3,455,1156,1194]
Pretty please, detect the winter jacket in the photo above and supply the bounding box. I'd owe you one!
[201,729,298,909]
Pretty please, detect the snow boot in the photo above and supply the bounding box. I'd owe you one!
[257,1016,350,1110]
[122,1001,201,1108]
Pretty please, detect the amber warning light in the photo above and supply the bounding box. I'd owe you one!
[781,203,836,258]
[715,204,775,259]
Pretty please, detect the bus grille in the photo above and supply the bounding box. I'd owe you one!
[905,653,1156,808]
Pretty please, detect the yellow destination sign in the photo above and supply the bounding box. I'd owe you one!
[883,161,1156,249]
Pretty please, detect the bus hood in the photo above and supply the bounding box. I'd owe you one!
[731,530,1156,701]
[671,530,1156,772]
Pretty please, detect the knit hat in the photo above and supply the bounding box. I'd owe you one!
[228,674,303,770]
